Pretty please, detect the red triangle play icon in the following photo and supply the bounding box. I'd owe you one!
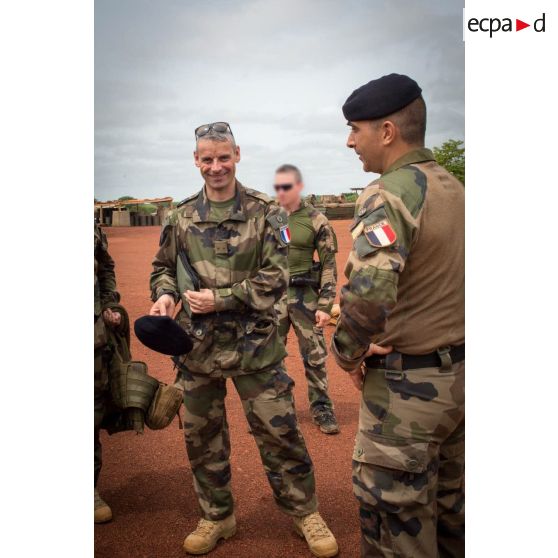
[516,19,530,31]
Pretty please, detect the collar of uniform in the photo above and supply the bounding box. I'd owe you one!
[290,198,308,215]
[192,180,247,223]
[382,147,435,176]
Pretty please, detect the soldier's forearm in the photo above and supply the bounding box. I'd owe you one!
[100,289,121,306]
[150,270,179,303]
[331,328,369,371]
[332,269,397,370]
[152,287,179,304]
[228,270,287,312]
[317,289,335,314]
[317,254,337,313]
[213,287,246,312]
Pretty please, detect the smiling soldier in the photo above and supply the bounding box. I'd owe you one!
[149,122,338,557]
[332,75,465,557]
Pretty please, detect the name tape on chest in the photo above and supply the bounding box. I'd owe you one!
[364,219,397,248]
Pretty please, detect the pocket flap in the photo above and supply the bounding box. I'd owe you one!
[353,432,432,473]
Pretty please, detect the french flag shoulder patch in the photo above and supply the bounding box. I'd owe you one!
[279,225,291,244]
[364,219,397,248]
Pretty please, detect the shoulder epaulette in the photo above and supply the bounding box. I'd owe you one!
[177,191,201,208]
[309,206,328,229]
[244,187,272,204]
[380,167,427,218]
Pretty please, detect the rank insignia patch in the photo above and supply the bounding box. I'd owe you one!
[279,225,291,244]
[364,220,397,247]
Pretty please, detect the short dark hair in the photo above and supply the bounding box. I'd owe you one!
[375,95,427,146]
[275,163,303,183]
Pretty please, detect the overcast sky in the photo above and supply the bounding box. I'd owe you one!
[95,0,464,202]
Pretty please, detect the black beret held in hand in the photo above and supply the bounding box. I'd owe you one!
[134,315,193,356]
[342,73,422,122]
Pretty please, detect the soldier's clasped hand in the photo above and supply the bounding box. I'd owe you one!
[102,308,122,327]
[185,289,216,314]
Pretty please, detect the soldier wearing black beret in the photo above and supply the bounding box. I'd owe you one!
[333,74,465,557]
[342,73,423,123]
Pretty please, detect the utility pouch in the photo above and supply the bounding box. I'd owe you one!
[110,360,159,411]
[146,382,184,430]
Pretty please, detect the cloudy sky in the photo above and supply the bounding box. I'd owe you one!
[95,0,464,202]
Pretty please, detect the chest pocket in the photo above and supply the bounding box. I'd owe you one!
[212,228,231,287]
[351,205,391,259]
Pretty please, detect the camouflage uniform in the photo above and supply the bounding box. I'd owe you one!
[275,201,337,412]
[150,181,317,520]
[94,223,120,486]
[332,148,465,557]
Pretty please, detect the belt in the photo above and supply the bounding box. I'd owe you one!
[365,344,465,370]
[289,276,318,287]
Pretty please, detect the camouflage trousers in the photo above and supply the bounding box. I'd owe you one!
[353,357,465,558]
[276,287,333,412]
[180,364,318,520]
[94,347,111,486]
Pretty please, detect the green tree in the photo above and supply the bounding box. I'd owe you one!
[341,192,358,203]
[117,195,139,212]
[136,203,157,215]
[433,139,465,184]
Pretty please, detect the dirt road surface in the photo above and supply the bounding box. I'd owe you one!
[95,220,362,558]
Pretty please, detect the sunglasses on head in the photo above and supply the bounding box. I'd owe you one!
[195,121,234,139]
[274,183,294,192]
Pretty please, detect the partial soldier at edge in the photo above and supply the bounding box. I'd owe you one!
[94,223,121,524]
[331,75,465,557]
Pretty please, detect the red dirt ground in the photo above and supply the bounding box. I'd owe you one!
[95,221,361,558]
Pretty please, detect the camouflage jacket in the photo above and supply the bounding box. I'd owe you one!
[286,201,338,314]
[332,148,465,371]
[94,223,120,318]
[150,181,289,377]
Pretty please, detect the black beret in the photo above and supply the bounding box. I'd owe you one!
[342,73,422,122]
[134,315,193,356]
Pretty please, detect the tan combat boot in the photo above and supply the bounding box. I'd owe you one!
[293,512,338,557]
[94,489,113,524]
[182,515,237,555]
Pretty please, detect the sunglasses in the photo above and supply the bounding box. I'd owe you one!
[274,183,294,192]
[195,121,234,139]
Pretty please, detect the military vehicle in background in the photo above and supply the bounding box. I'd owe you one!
[305,188,363,220]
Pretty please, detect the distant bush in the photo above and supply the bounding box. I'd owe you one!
[134,204,157,215]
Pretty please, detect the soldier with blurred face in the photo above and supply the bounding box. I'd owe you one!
[149,123,338,557]
[273,164,339,434]
[332,75,465,557]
